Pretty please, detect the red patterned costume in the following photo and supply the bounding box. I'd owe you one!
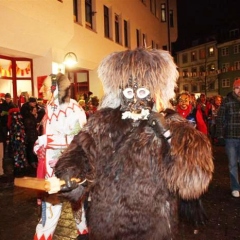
[55,48,214,240]
[33,73,87,240]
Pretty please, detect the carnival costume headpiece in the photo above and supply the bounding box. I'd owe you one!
[42,73,71,106]
[98,48,179,117]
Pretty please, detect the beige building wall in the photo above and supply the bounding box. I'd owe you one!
[0,0,177,99]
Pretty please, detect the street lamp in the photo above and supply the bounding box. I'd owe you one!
[63,52,78,67]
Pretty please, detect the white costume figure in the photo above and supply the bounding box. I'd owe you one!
[33,73,87,240]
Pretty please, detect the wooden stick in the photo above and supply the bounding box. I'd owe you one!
[14,177,81,193]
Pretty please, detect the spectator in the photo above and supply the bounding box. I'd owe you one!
[196,93,211,135]
[23,106,39,168]
[215,78,240,198]
[8,108,28,176]
[20,96,45,124]
[0,93,17,158]
[209,95,222,143]
[176,92,197,127]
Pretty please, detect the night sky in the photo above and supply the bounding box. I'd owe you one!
[174,0,240,52]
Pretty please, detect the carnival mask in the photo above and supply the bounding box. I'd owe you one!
[120,77,154,121]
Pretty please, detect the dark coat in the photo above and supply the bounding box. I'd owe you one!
[0,100,17,127]
[55,108,213,240]
[23,114,38,144]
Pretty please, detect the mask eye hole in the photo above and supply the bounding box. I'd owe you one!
[123,88,134,99]
[136,88,150,99]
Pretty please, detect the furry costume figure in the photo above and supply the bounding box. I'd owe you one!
[55,48,214,240]
[33,73,87,240]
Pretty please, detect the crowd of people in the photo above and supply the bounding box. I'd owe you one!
[172,92,222,141]
[0,48,239,240]
[0,90,99,177]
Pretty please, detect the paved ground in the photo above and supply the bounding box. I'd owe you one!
[0,145,240,240]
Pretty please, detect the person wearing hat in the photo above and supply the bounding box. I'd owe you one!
[216,78,240,198]
[20,96,45,124]
[0,93,17,166]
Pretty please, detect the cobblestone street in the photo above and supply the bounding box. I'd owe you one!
[0,146,240,240]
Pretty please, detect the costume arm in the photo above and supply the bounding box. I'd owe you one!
[54,130,95,201]
[164,121,214,200]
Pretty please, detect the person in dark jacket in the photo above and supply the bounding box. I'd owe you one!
[23,106,39,168]
[216,78,240,198]
[0,93,17,157]
[20,97,45,125]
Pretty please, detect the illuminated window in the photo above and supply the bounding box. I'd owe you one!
[191,51,197,61]
[208,47,214,57]
[161,3,166,22]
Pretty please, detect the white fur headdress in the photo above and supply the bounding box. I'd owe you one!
[97,48,179,111]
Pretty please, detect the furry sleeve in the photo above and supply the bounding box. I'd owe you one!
[164,120,214,200]
[54,130,96,201]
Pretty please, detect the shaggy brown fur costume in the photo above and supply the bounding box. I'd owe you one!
[55,48,213,240]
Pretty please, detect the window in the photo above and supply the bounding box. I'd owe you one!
[199,49,206,59]
[162,45,167,50]
[191,51,197,61]
[0,56,33,102]
[136,29,140,47]
[115,14,120,44]
[85,0,93,28]
[222,78,230,88]
[221,47,229,56]
[235,61,240,70]
[201,84,206,91]
[169,10,174,27]
[142,33,146,46]
[192,67,197,77]
[73,0,80,23]
[161,3,166,22]
[182,53,188,64]
[152,40,155,49]
[208,64,215,71]
[124,20,129,48]
[150,0,156,16]
[209,82,215,90]
[192,85,198,92]
[183,69,188,78]
[208,47,214,57]
[104,5,110,38]
[233,44,240,54]
[229,28,239,38]
[222,63,230,72]
[183,84,189,92]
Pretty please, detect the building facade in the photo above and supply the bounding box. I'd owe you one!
[0,0,177,103]
[217,38,240,96]
[176,41,218,98]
